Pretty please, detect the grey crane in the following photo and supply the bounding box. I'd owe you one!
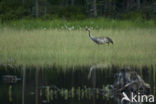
[86,27,113,45]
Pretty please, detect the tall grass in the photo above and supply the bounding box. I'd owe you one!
[1,18,156,30]
[0,27,156,67]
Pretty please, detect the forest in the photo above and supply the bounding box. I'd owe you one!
[0,0,156,21]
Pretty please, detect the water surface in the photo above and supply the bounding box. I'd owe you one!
[0,65,155,104]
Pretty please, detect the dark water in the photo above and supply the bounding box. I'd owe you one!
[0,65,156,104]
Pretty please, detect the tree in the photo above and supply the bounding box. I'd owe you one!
[71,0,74,6]
[136,0,141,9]
[35,0,39,17]
[93,0,97,17]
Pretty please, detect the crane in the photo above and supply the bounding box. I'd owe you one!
[86,27,113,45]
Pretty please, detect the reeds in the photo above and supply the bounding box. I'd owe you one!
[0,28,156,67]
[1,18,156,30]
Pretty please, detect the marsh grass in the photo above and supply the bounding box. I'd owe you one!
[0,28,156,67]
[1,18,156,30]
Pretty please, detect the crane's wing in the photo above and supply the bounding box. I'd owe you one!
[97,37,113,44]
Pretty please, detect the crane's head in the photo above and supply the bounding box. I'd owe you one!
[85,27,90,31]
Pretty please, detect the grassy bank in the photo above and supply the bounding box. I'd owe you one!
[1,18,156,30]
[0,27,156,67]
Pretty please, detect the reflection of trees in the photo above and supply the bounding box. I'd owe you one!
[22,67,26,104]
[88,64,109,104]
[92,67,96,104]
[8,85,12,103]
[35,67,39,104]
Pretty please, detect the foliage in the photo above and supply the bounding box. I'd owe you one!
[0,0,33,21]
[0,0,156,21]
[1,18,156,30]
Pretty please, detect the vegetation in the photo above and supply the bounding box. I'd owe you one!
[0,0,156,21]
[0,26,156,67]
[1,18,156,30]
[0,0,156,67]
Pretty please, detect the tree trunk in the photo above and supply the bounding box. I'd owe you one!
[93,0,97,17]
[44,0,47,15]
[71,0,74,6]
[126,0,130,10]
[104,0,108,10]
[35,0,39,18]
[85,0,90,15]
[64,0,69,6]
[136,0,141,9]
[22,0,24,6]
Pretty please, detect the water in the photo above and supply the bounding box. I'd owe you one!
[0,65,156,104]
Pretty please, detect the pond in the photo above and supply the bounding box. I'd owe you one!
[0,65,155,104]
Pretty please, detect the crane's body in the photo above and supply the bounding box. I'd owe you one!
[86,27,113,45]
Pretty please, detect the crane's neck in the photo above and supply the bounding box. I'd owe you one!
[88,30,94,38]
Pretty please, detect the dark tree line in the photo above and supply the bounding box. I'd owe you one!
[0,0,156,21]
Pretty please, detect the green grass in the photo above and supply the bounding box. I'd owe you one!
[0,27,156,67]
[1,18,156,30]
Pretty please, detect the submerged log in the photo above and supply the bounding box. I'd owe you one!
[113,67,150,94]
[88,65,150,94]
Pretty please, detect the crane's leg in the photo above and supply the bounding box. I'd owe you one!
[107,42,109,46]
